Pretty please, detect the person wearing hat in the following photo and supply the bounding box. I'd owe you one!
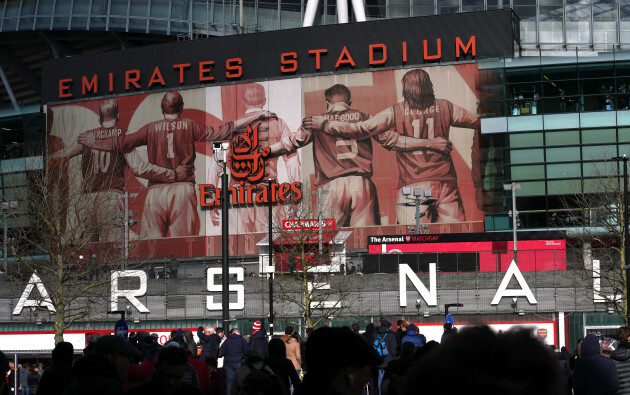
[300,327,382,395]
[64,335,142,395]
[249,320,269,360]
[37,341,75,395]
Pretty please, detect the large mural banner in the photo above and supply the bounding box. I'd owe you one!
[47,64,487,258]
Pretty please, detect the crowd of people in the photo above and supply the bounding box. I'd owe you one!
[5,318,630,394]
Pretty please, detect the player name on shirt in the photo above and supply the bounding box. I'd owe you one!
[404,105,441,116]
[95,128,123,139]
[321,112,363,122]
[155,120,189,132]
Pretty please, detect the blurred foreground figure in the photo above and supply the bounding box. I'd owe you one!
[297,327,381,395]
[403,326,565,395]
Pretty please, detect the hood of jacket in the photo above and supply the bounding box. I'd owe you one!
[251,329,267,339]
[581,334,602,358]
[405,329,418,336]
[613,341,630,361]
[376,326,391,335]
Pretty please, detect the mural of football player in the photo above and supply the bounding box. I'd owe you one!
[271,83,438,227]
[50,99,189,242]
[78,91,275,238]
[229,83,301,233]
[303,69,485,224]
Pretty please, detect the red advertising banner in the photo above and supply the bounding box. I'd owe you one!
[281,218,336,231]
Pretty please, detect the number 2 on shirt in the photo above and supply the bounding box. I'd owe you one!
[412,118,434,156]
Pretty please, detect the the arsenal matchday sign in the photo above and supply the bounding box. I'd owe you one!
[42,10,516,103]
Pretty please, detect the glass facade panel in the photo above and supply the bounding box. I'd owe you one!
[510,149,545,164]
[566,0,592,44]
[583,161,611,177]
[151,0,171,18]
[620,128,630,142]
[170,21,189,34]
[111,0,129,16]
[547,163,581,178]
[546,130,579,146]
[73,1,90,14]
[90,17,107,30]
[519,181,547,195]
[52,16,69,29]
[546,147,580,162]
[34,17,51,29]
[21,0,37,15]
[54,0,72,14]
[510,165,545,180]
[509,132,544,148]
[172,2,190,19]
[91,0,109,15]
[192,2,207,23]
[548,179,577,195]
[71,17,88,29]
[149,19,168,34]
[109,18,126,30]
[582,128,617,143]
[582,144,618,160]
[130,0,150,17]
[37,0,55,14]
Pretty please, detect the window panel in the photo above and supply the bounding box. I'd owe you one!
[110,0,129,16]
[582,144,618,160]
[510,165,545,180]
[130,0,150,17]
[548,179,578,195]
[519,181,546,195]
[547,163,581,178]
[546,147,580,162]
[151,0,170,18]
[37,0,54,14]
[510,149,545,164]
[582,128,616,143]
[54,0,72,14]
[34,17,51,29]
[52,16,69,29]
[91,0,108,15]
[583,161,615,177]
[509,132,544,148]
[546,130,579,146]
[620,128,630,142]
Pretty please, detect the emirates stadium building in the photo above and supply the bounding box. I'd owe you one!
[0,0,629,356]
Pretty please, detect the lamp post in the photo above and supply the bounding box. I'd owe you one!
[397,188,436,234]
[612,154,630,324]
[267,178,274,338]
[213,141,231,331]
[503,183,521,263]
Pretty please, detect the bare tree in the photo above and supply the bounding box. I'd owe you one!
[558,159,628,323]
[269,187,357,330]
[3,115,129,343]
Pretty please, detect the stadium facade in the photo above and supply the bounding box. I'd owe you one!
[1,0,630,355]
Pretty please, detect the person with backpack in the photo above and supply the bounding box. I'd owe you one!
[374,319,397,395]
[230,350,287,395]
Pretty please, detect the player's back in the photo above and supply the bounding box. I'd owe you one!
[81,126,126,193]
[141,117,199,182]
[392,99,458,185]
[313,103,373,187]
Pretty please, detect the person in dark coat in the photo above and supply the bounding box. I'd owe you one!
[401,324,424,348]
[128,346,203,395]
[375,319,398,394]
[248,321,269,360]
[265,338,300,391]
[298,327,382,395]
[440,322,457,344]
[197,326,221,361]
[573,334,620,395]
[362,322,377,345]
[612,326,630,394]
[219,328,249,393]
[27,366,40,395]
[0,351,9,395]
[38,341,75,395]
[64,335,142,395]
[383,341,416,395]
